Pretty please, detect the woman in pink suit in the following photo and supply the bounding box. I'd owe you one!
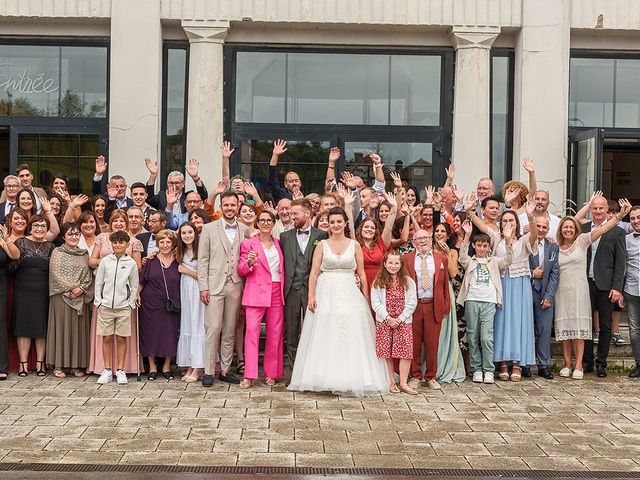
[237,210,285,389]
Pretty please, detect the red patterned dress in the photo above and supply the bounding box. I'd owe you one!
[375,282,413,359]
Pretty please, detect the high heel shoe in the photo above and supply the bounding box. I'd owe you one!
[35,361,46,377]
[18,362,28,377]
[498,364,509,381]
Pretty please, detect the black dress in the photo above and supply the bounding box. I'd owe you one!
[0,247,9,373]
[11,238,55,339]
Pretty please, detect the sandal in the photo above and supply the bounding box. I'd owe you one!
[236,360,245,374]
[389,383,401,394]
[498,364,509,381]
[162,371,174,380]
[147,371,157,381]
[36,361,46,377]
[181,368,193,381]
[265,377,276,386]
[240,378,252,389]
[0,372,7,381]
[53,369,66,379]
[70,369,85,378]
[399,384,418,395]
[510,365,522,382]
[18,362,28,377]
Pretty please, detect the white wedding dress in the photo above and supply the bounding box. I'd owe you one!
[288,240,389,396]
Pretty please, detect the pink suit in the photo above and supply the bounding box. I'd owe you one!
[237,236,285,380]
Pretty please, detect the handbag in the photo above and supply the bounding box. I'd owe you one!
[160,260,181,313]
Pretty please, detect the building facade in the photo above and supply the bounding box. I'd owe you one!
[1,0,639,212]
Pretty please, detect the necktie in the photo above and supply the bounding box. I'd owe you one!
[297,230,309,235]
[420,253,432,292]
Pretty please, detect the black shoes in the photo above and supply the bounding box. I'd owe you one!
[629,365,640,378]
[596,367,607,378]
[521,366,532,378]
[583,364,594,374]
[537,367,554,380]
[219,373,241,384]
[202,374,214,387]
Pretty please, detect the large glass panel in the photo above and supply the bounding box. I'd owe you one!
[390,55,440,126]
[344,142,432,191]
[17,133,100,195]
[573,136,598,210]
[614,59,640,128]
[235,52,286,123]
[491,56,510,190]
[237,140,330,197]
[287,53,388,125]
[60,47,108,117]
[569,58,615,127]
[163,48,188,177]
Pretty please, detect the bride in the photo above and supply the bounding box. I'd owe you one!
[288,207,389,396]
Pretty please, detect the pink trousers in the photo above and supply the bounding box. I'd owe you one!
[243,282,284,380]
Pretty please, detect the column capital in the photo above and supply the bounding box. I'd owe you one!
[450,27,500,50]
[182,21,230,44]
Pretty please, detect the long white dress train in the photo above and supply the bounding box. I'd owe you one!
[288,240,389,396]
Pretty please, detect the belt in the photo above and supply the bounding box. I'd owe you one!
[418,297,433,304]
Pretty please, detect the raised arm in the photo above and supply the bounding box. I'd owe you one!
[444,163,455,188]
[336,184,356,237]
[369,153,386,188]
[325,147,340,191]
[186,158,207,198]
[463,191,488,233]
[267,140,287,200]
[522,157,537,196]
[390,209,411,248]
[41,198,60,242]
[380,191,398,249]
[458,219,473,268]
[221,141,234,181]
[591,199,631,243]
[575,190,603,224]
[63,194,89,224]
[524,197,538,249]
[243,181,263,208]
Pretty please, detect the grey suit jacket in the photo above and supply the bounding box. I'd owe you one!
[528,239,560,303]
[280,226,328,298]
[197,219,249,296]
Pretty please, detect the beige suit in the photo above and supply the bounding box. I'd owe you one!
[197,219,249,376]
[0,186,47,205]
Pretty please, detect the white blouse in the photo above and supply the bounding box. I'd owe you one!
[488,228,537,278]
[263,244,281,282]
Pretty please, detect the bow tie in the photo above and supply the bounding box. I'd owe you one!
[297,230,309,235]
[224,223,237,230]
[634,233,640,238]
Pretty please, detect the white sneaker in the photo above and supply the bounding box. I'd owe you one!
[472,371,483,383]
[559,367,572,377]
[484,372,495,384]
[97,369,112,384]
[115,369,128,384]
[572,369,584,380]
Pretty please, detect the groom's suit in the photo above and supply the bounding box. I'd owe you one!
[280,226,328,363]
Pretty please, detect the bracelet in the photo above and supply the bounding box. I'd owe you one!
[615,213,621,221]
[327,166,335,170]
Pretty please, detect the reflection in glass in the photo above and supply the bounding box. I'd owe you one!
[235,51,442,126]
[0,45,107,117]
[163,48,188,178]
[569,58,614,128]
[614,59,640,128]
[491,56,510,191]
[344,142,432,190]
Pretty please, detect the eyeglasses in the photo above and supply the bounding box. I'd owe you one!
[31,224,48,230]
[258,219,274,224]
[168,181,184,186]
[66,232,81,237]
[5,184,19,189]
[413,236,430,242]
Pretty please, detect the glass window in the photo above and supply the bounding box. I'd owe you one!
[344,142,432,190]
[235,51,442,126]
[162,47,188,179]
[0,44,107,117]
[569,58,614,128]
[491,55,512,190]
[614,59,640,128]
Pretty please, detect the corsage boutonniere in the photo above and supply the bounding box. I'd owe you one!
[312,239,320,248]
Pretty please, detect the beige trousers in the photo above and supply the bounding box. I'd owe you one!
[204,281,242,376]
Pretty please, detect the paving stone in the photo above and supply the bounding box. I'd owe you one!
[81,427,139,439]
[319,418,370,431]
[295,453,354,467]
[158,439,215,452]
[269,440,323,453]
[167,417,219,428]
[189,428,243,440]
[398,431,453,443]
[0,437,49,451]
[45,438,106,451]
[523,456,587,470]
[324,440,379,454]
[237,452,295,466]
[349,430,401,443]
[3,450,66,463]
[430,442,490,456]
[466,456,529,469]
[28,425,87,438]
[538,443,601,457]
[218,418,269,429]
[62,450,124,464]
[450,432,505,444]
[120,451,179,465]
[65,415,120,427]
[486,443,545,456]
[377,442,437,455]
[294,429,347,441]
[409,455,472,469]
[214,440,269,453]
[101,438,160,452]
[352,453,412,468]
[242,428,294,440]
[0,426,35,437]
[178,452,238,466]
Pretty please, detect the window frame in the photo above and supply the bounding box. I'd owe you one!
[489,49,515,191]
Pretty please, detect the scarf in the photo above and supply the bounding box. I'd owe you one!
[48,244,94,315]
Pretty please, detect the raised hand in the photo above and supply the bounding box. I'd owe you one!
[213,179,229,196]
[369,152,382,165]
[263,201,276,216]
[186,158,199,179]
[522,157,535,173]
[221,141,235,158]
[107,183,118,199]
[588,190,603,206]
[291,186,304,200]
[40,197,51,215]
[383,190,397,209]
[272,139,287,156]
[70,194,89,209]
[464,191,477,212]
[445,163,455,181]
[461,218,473,236]
[504,187,521,206]
[425,185,435,204]
[144,158,158,175]
[619,198,632,217]
[243,181,258,197]
[525,197,536,216]
[389,172,402,189]
[502,223,514,243]
[328,147,340,163]
[166,186,178,207]
[340,171,357,190]
[432,190,442,206]
[95,155,107,175]
[452,184,464,203]
[437,239,450,253]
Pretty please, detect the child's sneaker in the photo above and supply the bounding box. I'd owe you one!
[97,369,112,384]
[472,371,483,383]
[484,372,495,384]
[593,331,599,344]
[116,369,128,385]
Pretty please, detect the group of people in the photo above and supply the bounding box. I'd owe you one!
[0,141,638,396]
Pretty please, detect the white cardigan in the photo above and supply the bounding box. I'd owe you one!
[370,277,418,324]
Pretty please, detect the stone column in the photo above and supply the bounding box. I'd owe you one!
[449,27,499,195]
[182,21,229,192]
[108,0,162,183]
[513,0,570,208]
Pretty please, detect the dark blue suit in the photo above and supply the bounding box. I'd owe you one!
[529,239,560,368]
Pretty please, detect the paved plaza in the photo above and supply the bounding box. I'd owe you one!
[0,374,638,472]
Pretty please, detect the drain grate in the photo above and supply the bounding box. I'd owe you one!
[0,464,638,478]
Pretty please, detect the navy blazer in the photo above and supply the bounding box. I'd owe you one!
[146,183,208,214]
[266,165,294,204]
[528,239,560,304]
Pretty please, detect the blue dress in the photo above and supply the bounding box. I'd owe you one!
[489,230,537,366]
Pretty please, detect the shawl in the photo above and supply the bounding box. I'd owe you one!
[49,244,94,315]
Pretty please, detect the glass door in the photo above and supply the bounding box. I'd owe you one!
[568,128,603,214]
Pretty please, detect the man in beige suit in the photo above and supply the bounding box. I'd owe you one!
[1,164,47,211]
[198,191,249,387]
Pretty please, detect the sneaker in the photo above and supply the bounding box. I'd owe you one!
[572,369,584,380]
[593,332,599,344]
[559,367,572,377]
[97,369,112,384]
[472,371,483,383]
[483,372,495,384]
[611,331,620,345]
[115,369,128,384]
[615,333,627,346]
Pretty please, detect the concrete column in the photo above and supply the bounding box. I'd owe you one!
[182,21,229,192]
[513,0,571,209]
[108,0,162,184]
[450,27,499,195]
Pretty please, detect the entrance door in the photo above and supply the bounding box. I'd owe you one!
[568,128,603,213]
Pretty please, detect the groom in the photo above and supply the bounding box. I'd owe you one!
[280,198,328,365]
